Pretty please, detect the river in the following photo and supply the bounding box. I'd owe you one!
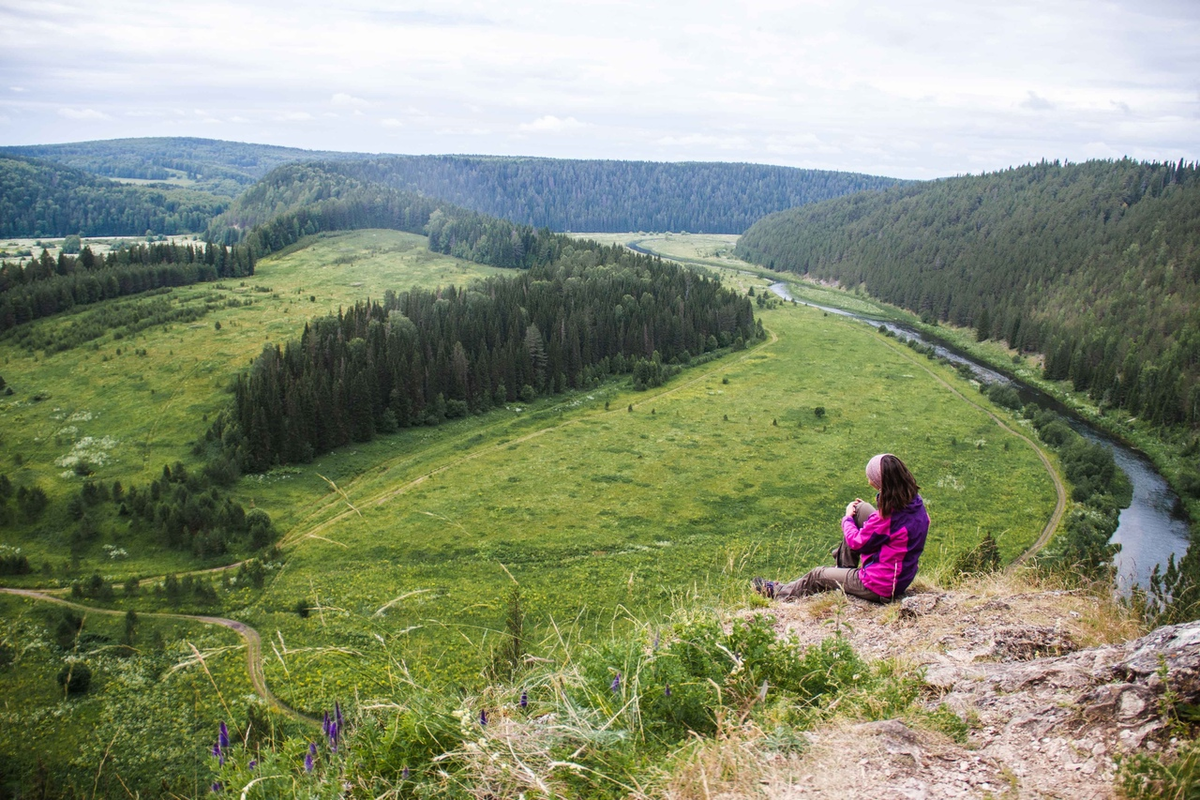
[767,282,1191,592]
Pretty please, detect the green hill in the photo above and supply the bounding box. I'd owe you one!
[0,154,229,238]
[2,137,375,197]
[736,158,1200,429]
[6,137,904,233]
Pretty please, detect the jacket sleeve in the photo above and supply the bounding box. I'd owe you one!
[843,512,890,555]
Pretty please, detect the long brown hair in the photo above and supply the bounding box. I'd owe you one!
[876,454,919,516]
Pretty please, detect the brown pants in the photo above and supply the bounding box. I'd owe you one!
[774,514,886,604]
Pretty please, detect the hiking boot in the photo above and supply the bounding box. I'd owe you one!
[752,577,777,599]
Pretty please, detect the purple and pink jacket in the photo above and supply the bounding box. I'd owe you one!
[842,495,929,599]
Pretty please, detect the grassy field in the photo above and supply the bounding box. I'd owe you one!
[0,592,264,797]
[0,230,508,573]
[0,230,1060,790]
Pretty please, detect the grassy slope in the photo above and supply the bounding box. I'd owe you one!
[0,232,1058,783]
[0,231,508,574]
[236,291,1055,706]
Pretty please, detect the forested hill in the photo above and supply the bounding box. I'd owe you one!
[736,158,1200,428]
[324,156,901,233]
[5,137,903,234]
[0,155,229,238]
[2,138,374,197]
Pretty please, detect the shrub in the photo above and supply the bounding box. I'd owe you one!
[57,662,92,695]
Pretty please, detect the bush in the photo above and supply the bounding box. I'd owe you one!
[56,662,92,695]
[986,383,1022,410]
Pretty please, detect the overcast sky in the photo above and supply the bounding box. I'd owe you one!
[1,0,1197,179]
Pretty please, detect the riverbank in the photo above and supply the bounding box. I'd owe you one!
[771,275,1197,540]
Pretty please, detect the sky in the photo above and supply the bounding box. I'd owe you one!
[0,0,1197,179]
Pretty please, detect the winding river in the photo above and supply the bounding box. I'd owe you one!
[767,282,1191,592]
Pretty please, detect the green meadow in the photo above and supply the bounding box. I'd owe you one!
[0,230,1059,783]
[0,231,508,573]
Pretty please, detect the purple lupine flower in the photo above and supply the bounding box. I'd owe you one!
[664,683,671,697]
[211,742,224,767]
[219,721,229,751]
[323,711,331,738]
[329,720,339,753]
[610,672,621,693]
[248,759,257,771]
[211,782,222,793]
[304,751,314,773]
[479,708,488,727]
[309,742,318,757]
[519,691,528,709]
[402,767,410,780]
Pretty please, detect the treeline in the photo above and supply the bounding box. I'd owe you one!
[206,164,445,256]
[3,137,373,197]
[206,162,562,272]
[0,155,229,237]
[737,158,1200,428]
[216,249,758,471]
[331,156,902,233]
[11,137,905,235]
[0,241,254,332]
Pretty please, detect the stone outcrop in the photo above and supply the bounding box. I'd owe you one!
[755,585,1198,799]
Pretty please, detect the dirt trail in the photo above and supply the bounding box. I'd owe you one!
[0,586,319,728]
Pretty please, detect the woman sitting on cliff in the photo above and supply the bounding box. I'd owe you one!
[754,453,929,603]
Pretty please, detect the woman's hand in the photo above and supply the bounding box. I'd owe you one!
[846,499,861,519]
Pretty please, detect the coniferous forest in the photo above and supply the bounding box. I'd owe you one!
[737,158,1200,428]
[2,138,902,237]
[0,155,229,237]
[218,243,759,472]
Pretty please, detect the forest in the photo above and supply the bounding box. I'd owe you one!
[219,238,759,472]
[324,155,901,233]
[3,138,902,236]
[2,137,373,196]
[0,155,229,237]
[736,158,1200,429]
[0,240,256,332]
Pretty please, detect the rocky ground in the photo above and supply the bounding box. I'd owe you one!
[744,577,1199,799]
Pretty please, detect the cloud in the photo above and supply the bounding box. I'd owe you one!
[332,92,370,108]
[1020,91,1056,111]
[656,133,750,151]
[518,115,585,133]
[279,111,314,122]
[9,87,25,92]
[58,107,110,120]
[380,118,404,128]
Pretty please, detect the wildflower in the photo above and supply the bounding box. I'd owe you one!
[211,782,222,793]
[248,759,257,771]
[329,720,339,753]
[323,711,331,738]
[402,767,410,780]
[309,741,318,757]
[664,683,671,697]
[304,752,314,772]
[610,672,621,693]
[219,721,229,751]
[211,742,224,767]
[479,709,488,727]
[519,690,528,709]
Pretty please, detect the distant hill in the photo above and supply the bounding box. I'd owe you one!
[1,138,375,197]
[5,137,904,233]
[327,155,902,233]
[736,158,1200,429]
[0,154,229,238]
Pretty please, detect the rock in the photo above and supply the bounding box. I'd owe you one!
[899,593,944,619]
[989,625,1077,661]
